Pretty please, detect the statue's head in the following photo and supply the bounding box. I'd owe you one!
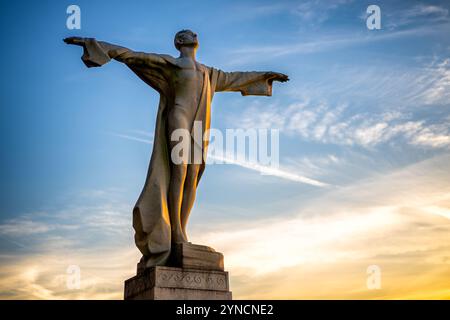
[174,29,198,51]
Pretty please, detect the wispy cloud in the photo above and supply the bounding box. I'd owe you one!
[225,23,449,66]
[0,248,138,299]
[0,220,53,236]
[236,99,450,149]
[234,55,450,150]
[292,0,354,26]
[385,4,449,30]
[419,59,450,105]
[225,0,353,25]
[284,154,341,178]
[108,132,153,145]
[301,59,450,109]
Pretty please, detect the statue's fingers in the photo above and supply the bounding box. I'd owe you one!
[64,37,77,44]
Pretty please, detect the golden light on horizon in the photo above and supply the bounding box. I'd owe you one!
[0,156,449,299]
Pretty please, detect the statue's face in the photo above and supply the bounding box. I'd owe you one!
[174,30,199,50]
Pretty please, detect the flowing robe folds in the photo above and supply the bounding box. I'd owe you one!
[80,38,276,267]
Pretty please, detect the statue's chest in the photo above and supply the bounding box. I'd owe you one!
[173,64,205,89]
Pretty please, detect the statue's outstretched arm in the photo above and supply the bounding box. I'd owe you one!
[212,68,289,96]
[63,37,167,68]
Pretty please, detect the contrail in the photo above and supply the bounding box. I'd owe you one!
[208,154,329,187]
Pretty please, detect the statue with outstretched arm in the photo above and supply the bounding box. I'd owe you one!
[64,30,289,268]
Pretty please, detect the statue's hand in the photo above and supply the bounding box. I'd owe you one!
[63,36,86,46]
[267,72,289,83]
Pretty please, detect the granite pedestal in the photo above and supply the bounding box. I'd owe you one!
[124,243,232,300]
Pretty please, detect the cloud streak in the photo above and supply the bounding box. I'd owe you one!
[208,154,329,187]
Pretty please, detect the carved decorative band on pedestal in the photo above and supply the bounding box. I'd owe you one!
[124,266,232,300]
[157,268,228,290]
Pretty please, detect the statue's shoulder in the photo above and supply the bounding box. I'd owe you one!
[158,53,176,61]
[196,62,211,71]
[157,54,179,67]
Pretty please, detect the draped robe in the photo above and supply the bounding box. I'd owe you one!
[80,38,276,267]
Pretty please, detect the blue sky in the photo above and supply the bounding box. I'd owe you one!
[1,0,449,299]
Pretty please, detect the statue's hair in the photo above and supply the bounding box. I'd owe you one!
[174,29,194,50]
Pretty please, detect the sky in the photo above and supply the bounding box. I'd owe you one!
[0,0,449,299]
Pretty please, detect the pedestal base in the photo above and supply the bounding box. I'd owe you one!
[169,243,225,271]
[136,243,225,275]
[124,266,232,300]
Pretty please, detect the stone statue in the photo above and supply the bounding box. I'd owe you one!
[64,30,289,269]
